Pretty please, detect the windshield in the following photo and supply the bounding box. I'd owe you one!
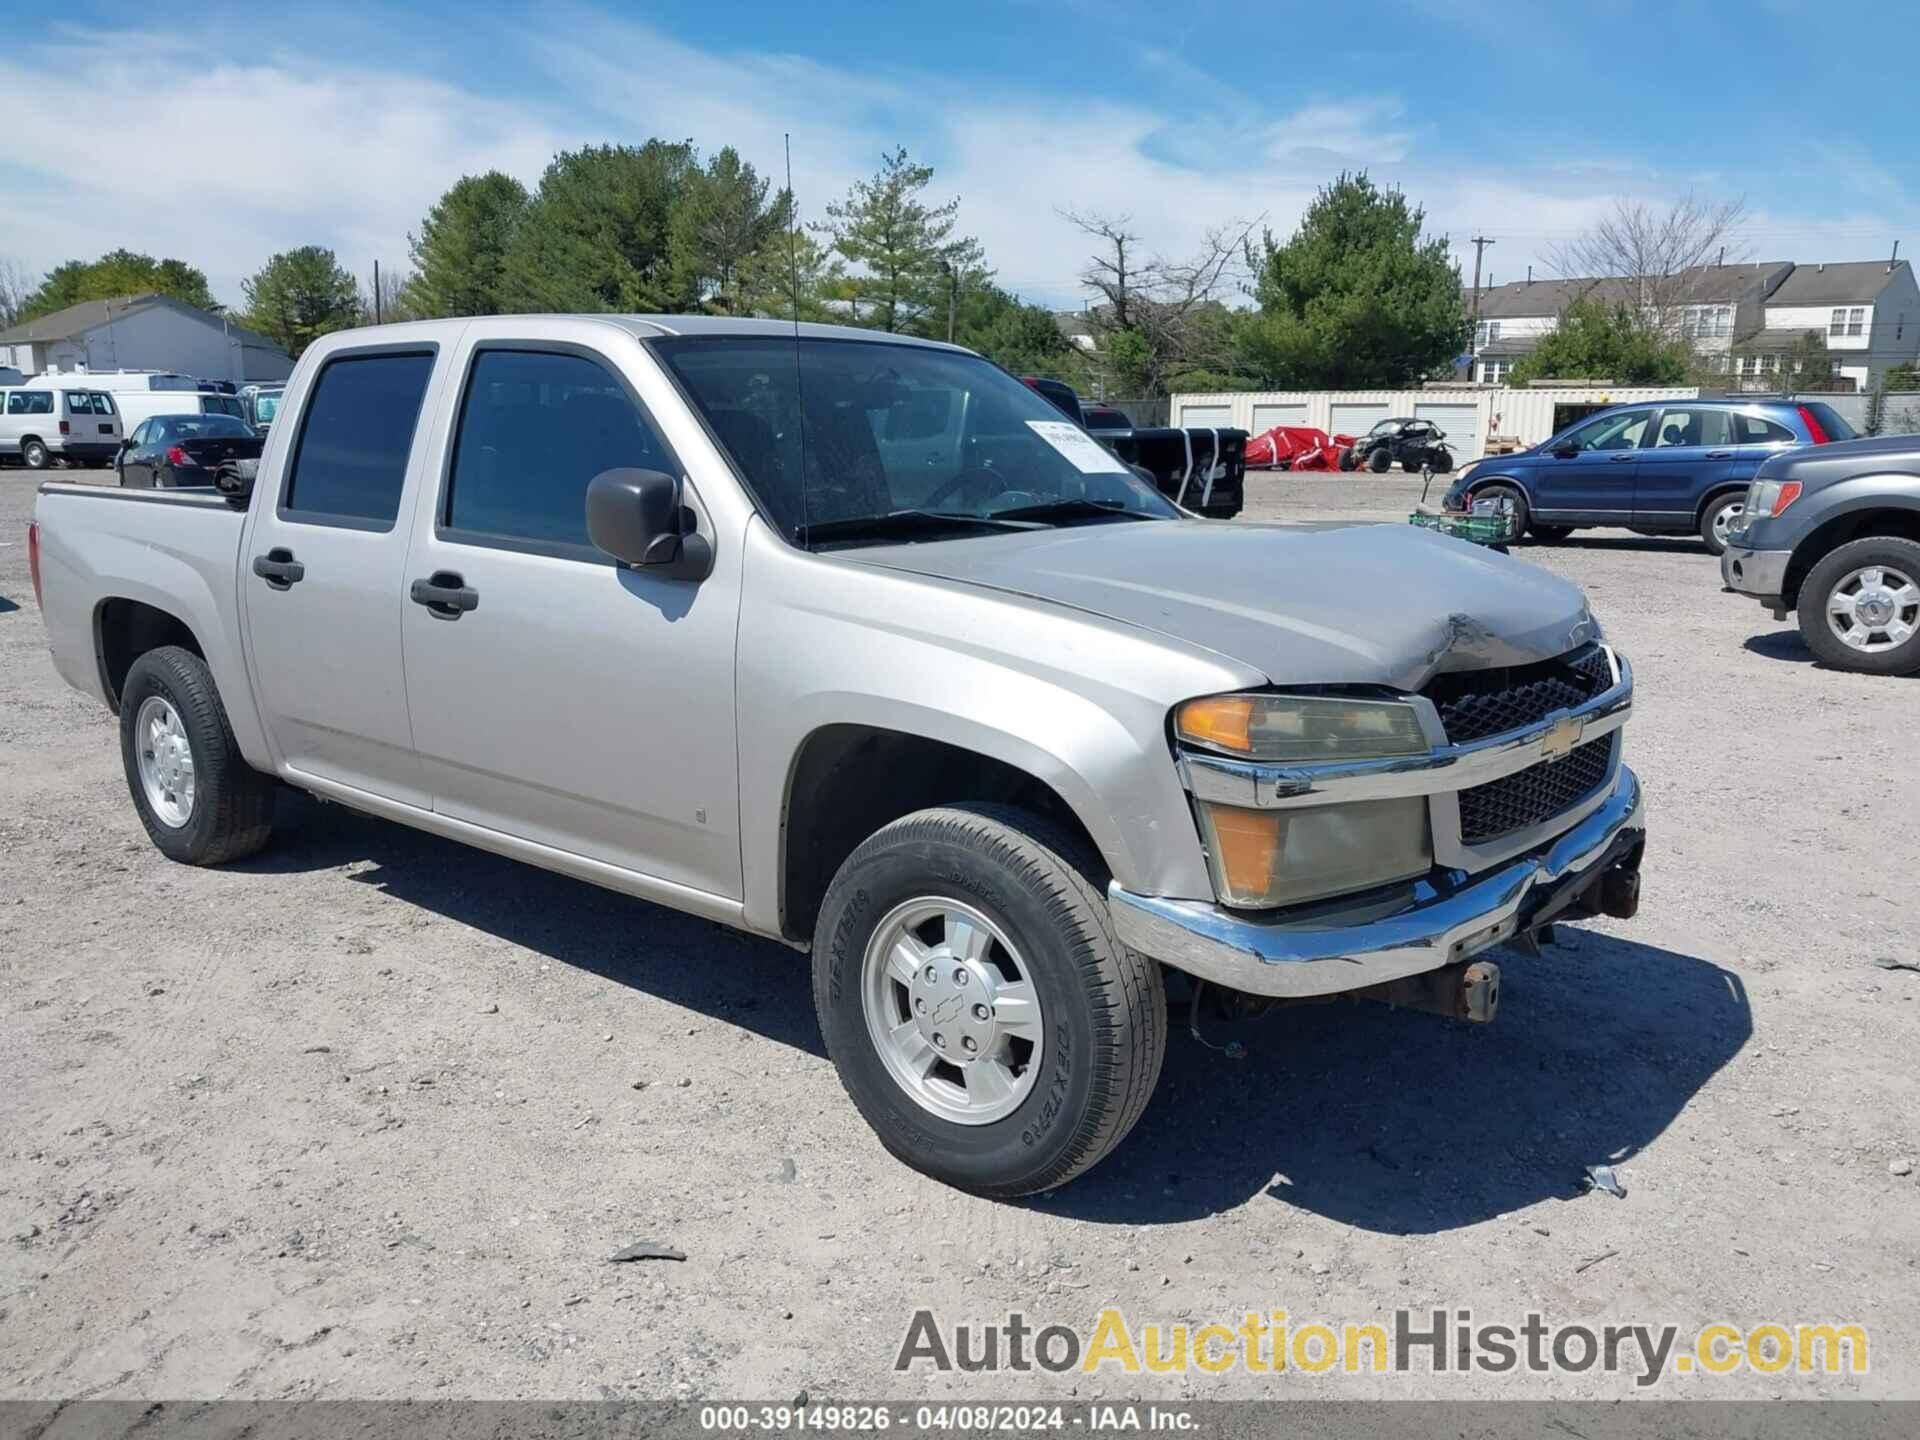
[652,337,1178,544]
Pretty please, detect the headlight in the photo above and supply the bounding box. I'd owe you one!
[1193,797,1433,908]
[1176,693,1428,762]
[1177,693,1435,908]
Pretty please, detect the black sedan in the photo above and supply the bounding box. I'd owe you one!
[117,415,264,489]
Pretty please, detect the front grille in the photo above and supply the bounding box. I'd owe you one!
[1425,643,1613,745]
[1458,734,1616,844]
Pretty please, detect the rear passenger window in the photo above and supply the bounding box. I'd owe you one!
[1733,414,1796,444]
[443,349,672,551]
[1651,408,1732,447]
[283,352,435,527]
[64,392,95,415]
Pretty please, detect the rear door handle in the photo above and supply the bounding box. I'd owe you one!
[410,570,479,617]
[1705,450,1733,459]
[251,547,304,589]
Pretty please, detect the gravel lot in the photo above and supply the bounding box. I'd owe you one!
[3,464,1916,1402]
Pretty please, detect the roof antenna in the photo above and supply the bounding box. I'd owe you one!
[784,132,810,543]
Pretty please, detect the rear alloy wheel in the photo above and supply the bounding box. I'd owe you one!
[1797,538,1920,675]
[21,439,49,470]
[812,803,1166,1196]
[1700,492,1745,556]
[120,646,276,864]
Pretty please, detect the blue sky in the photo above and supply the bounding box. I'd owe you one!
[5,0,1917,310]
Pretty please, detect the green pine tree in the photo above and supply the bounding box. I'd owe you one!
[408,172,530,317]
[240,247,362,358]
[814,147,983,333]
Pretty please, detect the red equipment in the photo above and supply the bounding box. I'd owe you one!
[1244,425,1355,472]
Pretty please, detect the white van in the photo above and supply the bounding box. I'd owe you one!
[112,390,247,433]
[29,369,199,394]
[0,385,125,469]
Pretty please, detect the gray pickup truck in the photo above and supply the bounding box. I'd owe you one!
[1722,433,1920,675]
[28,316,1646,1195]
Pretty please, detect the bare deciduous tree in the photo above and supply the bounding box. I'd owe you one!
[1058,210,1261,395]
[0,257,34,331]
[1547,192,1750,323]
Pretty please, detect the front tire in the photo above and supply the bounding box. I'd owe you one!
[1796,537,1920,675]
[22,438,49,470]
[120,646,275,864]
[1699,492,1745,556]
[1367,447,1392,473]
[812,804,1166,1197]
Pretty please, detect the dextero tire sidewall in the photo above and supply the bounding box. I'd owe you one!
[814,832,1101,1195]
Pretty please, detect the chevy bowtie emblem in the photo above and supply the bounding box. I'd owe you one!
[1541,714,1584,761]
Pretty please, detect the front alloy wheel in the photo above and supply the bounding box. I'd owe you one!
[862,898,1044,1125]
[812,803,1166,1196]
[1796,537,1920,676]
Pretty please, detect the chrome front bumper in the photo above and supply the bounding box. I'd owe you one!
[1721,542,1792,600]
[1109,765,1645,998]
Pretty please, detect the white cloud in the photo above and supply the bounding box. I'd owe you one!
[1,9,1902,315]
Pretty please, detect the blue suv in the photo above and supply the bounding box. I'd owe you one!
[1444,398,1856,554]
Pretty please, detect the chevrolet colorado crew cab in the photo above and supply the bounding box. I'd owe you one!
[29,316,1648,1196]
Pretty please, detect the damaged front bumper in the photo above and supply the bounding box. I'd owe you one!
[1108,765,1645,999]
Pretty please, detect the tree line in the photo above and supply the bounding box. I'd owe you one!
[1,142,1482,396]
[11,140,1808,399]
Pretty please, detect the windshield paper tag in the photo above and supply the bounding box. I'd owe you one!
[1026,420,1129,475]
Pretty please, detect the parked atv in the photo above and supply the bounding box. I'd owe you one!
[1341,417,1454,475]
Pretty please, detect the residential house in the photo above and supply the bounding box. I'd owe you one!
[0,294,293,385]
[1463,262,1793,384]
[1730,260,1920,393]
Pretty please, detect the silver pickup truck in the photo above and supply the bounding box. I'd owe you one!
[28,316,1647,1196]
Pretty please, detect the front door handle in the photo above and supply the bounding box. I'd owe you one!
[252,547,304,589]
[410,570,479,617]
[1608,453,1636,463]
[1705,450,1733,459]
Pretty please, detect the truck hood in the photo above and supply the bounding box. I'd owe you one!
[847,519,1599,691]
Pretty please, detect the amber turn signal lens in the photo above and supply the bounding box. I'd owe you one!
[1176,695,1254,753]
[1196,804,1284,904]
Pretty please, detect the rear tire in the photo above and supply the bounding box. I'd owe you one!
[1796,537,1920,676]
[1699,492,1744,556]
[811,803,1166,1197]
[119,646,275,865]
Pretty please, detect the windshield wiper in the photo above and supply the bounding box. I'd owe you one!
[795,508,1041,546]
[988,498,1159,525]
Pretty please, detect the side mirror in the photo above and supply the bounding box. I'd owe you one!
[119,437,134,451]
[586,468,713,581]
[1550,444,1578,459]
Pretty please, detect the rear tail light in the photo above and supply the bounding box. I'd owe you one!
[1796,405,1831,444]
[166,445,190,466]
[59,419,70,435]
[27,522,44,609]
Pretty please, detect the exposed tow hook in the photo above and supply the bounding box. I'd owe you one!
[1598,864,1642,920]
[1354,958,1501,1025]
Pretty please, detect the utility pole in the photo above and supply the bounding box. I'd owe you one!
[1468,234,1496,372]
[373,259,383,326]
[943,260,957,345]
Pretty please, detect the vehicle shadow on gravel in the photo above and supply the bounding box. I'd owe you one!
[240,791,828,1058]
[1046,932,1751,1233]
[1527,536,1708,556]
[1744,629,1919,676]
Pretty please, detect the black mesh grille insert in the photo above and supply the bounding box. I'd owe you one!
[1426,643,1613,745]
[1458,735,1616,844]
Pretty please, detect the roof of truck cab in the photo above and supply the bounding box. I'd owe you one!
[308,314,975,352]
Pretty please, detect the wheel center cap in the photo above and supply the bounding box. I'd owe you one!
[1858,590,1895,626]
[910,959,998,1063]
